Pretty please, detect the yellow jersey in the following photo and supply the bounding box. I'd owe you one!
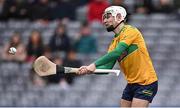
[108,25,158,85]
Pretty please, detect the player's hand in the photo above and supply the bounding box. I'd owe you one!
[86,63,96,72]
[77,64,96,75]
[77,66,89,75]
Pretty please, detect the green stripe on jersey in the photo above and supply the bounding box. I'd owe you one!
[119,44,138,62]
[127,44,138,54]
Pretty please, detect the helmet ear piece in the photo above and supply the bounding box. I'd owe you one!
[116,13,122,22]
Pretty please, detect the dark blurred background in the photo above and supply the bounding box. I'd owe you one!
[0,0,180,107]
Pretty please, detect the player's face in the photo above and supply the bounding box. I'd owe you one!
[102,13,115,32]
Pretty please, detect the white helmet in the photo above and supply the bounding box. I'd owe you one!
[104,6,127,22]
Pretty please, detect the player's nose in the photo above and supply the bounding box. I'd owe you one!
[103,19,108,25]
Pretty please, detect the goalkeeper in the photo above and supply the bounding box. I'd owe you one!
[77,6,158,107]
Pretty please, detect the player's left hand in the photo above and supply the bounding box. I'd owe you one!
[77,63,96,75]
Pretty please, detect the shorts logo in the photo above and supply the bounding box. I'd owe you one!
[139,90,153,96]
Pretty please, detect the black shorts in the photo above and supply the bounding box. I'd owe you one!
[122,81,158,103]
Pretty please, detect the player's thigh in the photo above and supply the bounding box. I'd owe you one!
[132,81,158,107]
[120,99,132,107]
[131,98,149,107]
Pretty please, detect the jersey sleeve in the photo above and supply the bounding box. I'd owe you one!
[96,60,116,69]
[120,27,138,46]
[94,42,128,67]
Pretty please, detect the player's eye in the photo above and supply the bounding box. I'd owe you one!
[102,13,111,20]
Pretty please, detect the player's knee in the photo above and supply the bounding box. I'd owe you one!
[120,99,132,107]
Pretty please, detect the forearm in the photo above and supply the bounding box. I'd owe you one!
[95,42,128,67]
[96,60,116,69]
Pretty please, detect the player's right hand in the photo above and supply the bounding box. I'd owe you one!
[77,66,92,75]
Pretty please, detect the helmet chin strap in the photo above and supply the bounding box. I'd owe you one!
[106,20,124,32]
[113,20,124,31]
